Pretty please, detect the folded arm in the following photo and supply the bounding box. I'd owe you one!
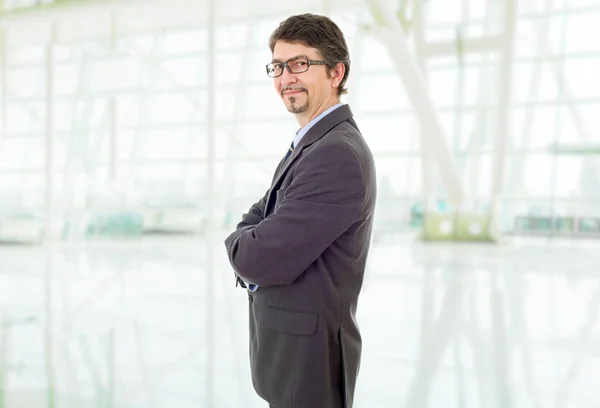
[225,142,365,287]
[231,189,269,288]
[237,189,269,230]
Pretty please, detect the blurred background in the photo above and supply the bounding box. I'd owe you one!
[0,0,599,407]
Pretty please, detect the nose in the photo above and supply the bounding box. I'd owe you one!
[280,68,298,86]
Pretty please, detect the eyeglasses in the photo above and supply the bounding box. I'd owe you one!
[266,56,327,78]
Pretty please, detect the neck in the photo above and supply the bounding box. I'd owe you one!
[296,97,340,128]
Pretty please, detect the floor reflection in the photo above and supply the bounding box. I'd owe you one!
[0,235,599,407]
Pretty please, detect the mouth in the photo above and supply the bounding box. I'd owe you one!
[282,89,305,97]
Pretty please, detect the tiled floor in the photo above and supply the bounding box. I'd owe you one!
[0,233,599,407]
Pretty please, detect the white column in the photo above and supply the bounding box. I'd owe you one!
[44,252,56,408]
[44,24,57,240]
[490,0,517,220]
[0,28,6,142]
[109,13,118,183]
[109,98,117,183]
[107,327,116,408]
[0,316,7,408]
[43,24,58,407]
[205,0,216,406]
[468,0,496,204]
[412,0,435,212]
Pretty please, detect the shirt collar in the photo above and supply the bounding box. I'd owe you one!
[293,103,345,148]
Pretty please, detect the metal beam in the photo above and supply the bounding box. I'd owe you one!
[0,0,134,19]
[366,0,466,207]
[422,35,504,58]
[548,143,600,155]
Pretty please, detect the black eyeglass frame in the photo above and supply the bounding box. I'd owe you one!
[265,56,328,78]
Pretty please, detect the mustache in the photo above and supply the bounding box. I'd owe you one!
[281,86,307,95]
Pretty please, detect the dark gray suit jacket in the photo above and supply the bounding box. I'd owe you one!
[224,104,376,408]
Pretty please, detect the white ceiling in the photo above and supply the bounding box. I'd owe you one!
[0,0,371,46]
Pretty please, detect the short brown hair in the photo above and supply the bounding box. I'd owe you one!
[269,14,351,96]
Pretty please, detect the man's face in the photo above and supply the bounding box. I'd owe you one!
[272,41,335,116]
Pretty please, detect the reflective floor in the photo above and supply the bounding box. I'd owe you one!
[0,233,599,407]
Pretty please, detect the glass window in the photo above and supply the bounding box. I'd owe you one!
[355,113,418,153]
[514,62,558,103]
[5,46,45,66]
[566,11,600,53]
[145,93,205,124]
[6,67,45,99]
[89,57,141,92]
[429,67,459,108]
[563,57,600,98]
[425,0,464,26]
[6,102,44,134]
[505,153,554,197]
[511,106,560,149]
[356,73,410,112]
[374,157,422,196]
[154,56,208,89]
[357,37,395,74]
[162,29,207,55]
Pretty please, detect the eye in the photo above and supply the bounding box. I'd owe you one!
[293,60,307,68]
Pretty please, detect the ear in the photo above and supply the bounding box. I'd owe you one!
[329,62,345,89]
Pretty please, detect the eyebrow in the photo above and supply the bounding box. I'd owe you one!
[271,55,307,63]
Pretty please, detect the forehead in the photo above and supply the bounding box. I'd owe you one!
[272,41,322,61]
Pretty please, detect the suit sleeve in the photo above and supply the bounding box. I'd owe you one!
[236,156,286,229]
[224,141,365,287]
[229,190,268,288]
[236,189,269,229]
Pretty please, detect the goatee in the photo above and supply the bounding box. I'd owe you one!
[287,96,309,114]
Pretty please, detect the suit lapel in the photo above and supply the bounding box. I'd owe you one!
[265,105,354,213]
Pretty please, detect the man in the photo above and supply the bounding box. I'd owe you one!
[224,13,377,408]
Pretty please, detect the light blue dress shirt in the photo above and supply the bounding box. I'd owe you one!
[246,103,345,292]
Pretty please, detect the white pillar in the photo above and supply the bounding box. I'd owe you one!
[205,0,216,406]
[490,0,517,220]
[107,327,116,408]
[0,316,7,408]
[109,13,118,183]
[0,29,6,142]
[44,24,58,407]
[412,0,435,212]
[44,252,56,408]
[109,98,117,183]
[44,24,57,240]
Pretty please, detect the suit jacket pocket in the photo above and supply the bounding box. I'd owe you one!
[265,305,318,336]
